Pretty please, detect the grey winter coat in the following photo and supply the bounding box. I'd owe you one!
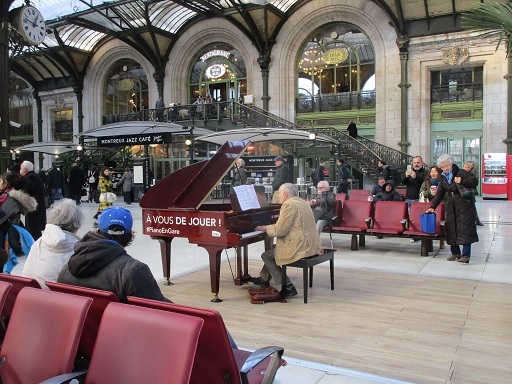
[119,171,134,193]
[430,165,479,246]
[0,189,37,226]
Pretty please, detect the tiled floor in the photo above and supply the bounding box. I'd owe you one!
[10,197,510,384]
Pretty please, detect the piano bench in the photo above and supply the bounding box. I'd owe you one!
[281,248,336,304]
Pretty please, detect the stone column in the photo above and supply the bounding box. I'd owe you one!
[396,35,411,153]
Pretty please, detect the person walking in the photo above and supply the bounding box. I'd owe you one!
[88,166,99,203]
[347,121,358,138]
[427,154,479,264]
[336,158,350,193]
[93,168,114,220]
[68,163,85,205]
[118,167,134,205]
[46,166,65,205]
[20,161,46,241]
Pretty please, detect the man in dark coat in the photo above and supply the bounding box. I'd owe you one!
[402,156,427,209]
[428,154,479,264]
[58,207,171,303]
[20,160,47,240]
[46,166,65,204]
[337,158,350,193]
[271,156,289,203]
[68,163,85,205]
[347,122,358,138]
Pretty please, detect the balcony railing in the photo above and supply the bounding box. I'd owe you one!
[296,91,376,113]
[431,83,483,104]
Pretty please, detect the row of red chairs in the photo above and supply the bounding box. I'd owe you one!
[0,275,284,384]
[326,200,445,256]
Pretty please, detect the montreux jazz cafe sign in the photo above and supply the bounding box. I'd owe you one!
[97,133,168,147]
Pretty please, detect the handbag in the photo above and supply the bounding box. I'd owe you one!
[457,185,478,197]
[88,175,95,184]
[419,191,428,203]
[419,212,436,234]
[99,192,116,203]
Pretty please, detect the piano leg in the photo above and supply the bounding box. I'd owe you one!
[156,237,174,286]
[234,245,249,286]
[203,245,224,302]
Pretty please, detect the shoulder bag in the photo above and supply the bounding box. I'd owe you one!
[457,184,478,197]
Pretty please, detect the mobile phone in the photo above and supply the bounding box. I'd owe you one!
[407,164,412,171]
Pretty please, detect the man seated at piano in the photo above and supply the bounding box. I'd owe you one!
[58,207,172,304]
[309,180,336,235]
[250,183,321,297]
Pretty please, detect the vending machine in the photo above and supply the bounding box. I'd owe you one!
[482,153,507,199]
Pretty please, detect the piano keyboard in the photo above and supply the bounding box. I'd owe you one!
[240,230,265,239]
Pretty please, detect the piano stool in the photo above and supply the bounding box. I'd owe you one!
[281,249,336,304]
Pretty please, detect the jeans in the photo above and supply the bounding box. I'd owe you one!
[316,219,328,235]
[405,199,419,213]
[50,188,63,204]
[451,244,471,257]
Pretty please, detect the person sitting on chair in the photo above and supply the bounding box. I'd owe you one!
[248,183,321,298]
[371,180,404,202]
[309,180,335,235]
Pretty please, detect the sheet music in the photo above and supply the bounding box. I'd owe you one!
[234,185,261,211]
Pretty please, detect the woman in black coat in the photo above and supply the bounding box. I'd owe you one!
[427,154,478,264]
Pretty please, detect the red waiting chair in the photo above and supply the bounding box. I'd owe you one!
[366,201,409,236]
[348,189,371,201]
[330,200,373,250]
[0,287,92,384]
[45,281,120,362]
[127,296,284,384]
[403,202,446,256]
[42,302,204,384]
[0,281,12,318]
[0,274,41,330]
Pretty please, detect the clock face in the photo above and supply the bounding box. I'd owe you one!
[19,6,46,45]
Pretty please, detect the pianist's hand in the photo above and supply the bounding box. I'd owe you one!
[255,225,267,231]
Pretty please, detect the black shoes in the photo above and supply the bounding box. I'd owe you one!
[93,213,99,220]
[283,284,298,297]
[476,220,484,226]
[247,276,270,288]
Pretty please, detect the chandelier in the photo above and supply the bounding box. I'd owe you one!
[298,50,327,77]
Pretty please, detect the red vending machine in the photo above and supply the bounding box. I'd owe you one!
[482,153,507,199]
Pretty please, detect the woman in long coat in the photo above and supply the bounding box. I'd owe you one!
[118,167,134,204]
[428,154,478,263]
[93,168,113,219]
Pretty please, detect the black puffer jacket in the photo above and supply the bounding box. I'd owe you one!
[58,231,171,303]
[430,164,479,246]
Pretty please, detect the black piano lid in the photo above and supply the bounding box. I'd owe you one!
[139,141,250,210]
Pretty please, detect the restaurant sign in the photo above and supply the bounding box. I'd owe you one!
[97,133,169,147]
[323,48,348,65]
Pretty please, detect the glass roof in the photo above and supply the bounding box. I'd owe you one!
[10,0,121,21]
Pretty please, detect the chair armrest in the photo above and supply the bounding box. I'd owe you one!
[400,219,409,231]
[39,370,87,383]
[240,346,284,384]
[365,217,373,229]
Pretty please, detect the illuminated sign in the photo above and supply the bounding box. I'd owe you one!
[323,48,348,65]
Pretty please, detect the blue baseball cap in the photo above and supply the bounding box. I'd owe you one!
[98,207,133,235]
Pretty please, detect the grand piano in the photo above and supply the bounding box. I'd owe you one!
[140,141,280,302]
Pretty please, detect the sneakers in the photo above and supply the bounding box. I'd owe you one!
[283,285,298,297]
[447,255,461,261]
[458,256,470,264]
[410,239,420,243]
[247,276,270,288]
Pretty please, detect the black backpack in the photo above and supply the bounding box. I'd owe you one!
[389,168,402,186]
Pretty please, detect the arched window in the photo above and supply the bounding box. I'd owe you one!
[189,44,247,103]
[9,76,33,139]
[103,59,148,117]
[297,23,375,112]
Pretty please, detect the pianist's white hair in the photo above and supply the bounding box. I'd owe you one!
[279,183,298,197]
[236,158,245,167]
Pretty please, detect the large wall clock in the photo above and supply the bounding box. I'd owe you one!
[11,6,47,46]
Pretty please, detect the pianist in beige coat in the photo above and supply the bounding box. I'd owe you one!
[252,183,321,297]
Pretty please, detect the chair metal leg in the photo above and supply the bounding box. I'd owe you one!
[330,258,334,290]
[359,234,366,247]
[309,266,313,288]
[350,234,358,250]
[303,267,308,304]
[420,240,429,256]
[281,265,287,299]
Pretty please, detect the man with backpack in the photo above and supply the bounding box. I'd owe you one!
[337,158,351,193]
